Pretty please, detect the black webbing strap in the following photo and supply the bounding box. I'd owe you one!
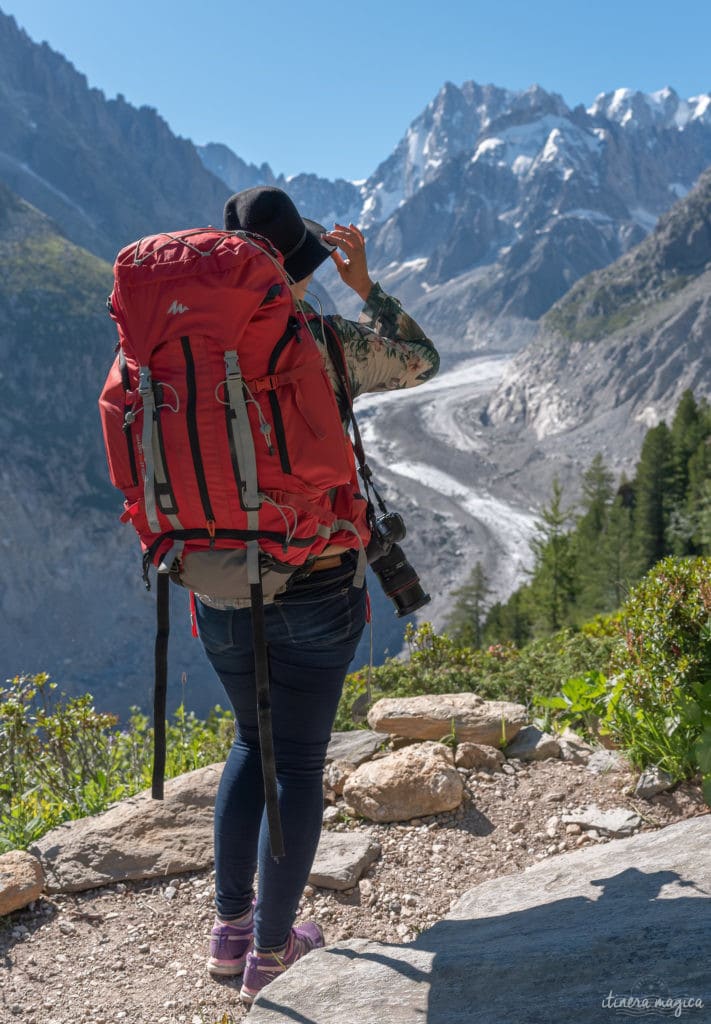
[250,579,285,860]
[152,571,170,799]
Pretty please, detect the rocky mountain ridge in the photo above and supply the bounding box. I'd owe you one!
[487,167,711,442]
[202,79,711,352]
[3,4,708,355]
[0,10,229,262]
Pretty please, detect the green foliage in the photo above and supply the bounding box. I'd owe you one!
[335,623,481,731]
[528,477,577,633]
[335,622,614,730]
[445,561,491,648]
[468,392,711,648]
[537,557,711,798]
[0,673,234,852]
[606,556,711,783]
[536,671,610,741]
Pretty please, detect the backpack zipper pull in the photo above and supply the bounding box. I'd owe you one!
[207,518,216,547]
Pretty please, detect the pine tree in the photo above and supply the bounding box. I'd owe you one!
[482,586,534,648]
[600,487,636,607]
[574,454,615,618]
[446,561,491,648]
[668,391,707,554]
[633,421,675,574]
[529,477,577,633]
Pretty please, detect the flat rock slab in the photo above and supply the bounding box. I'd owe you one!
[29,763,224,893]
[586,749,624,774]
[0,850,44,915]
[562,805,642,837]
[368,693,527,745]
[326,731,389,767]
[249,816,711,1023]
[309,833,381,891]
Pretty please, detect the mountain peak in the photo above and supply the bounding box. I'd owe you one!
[588,86,711,129]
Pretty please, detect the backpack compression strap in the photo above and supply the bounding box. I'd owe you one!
[224,348,285,860]
[152,571,170,799]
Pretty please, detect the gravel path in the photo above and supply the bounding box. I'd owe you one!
[1,757,706,1024]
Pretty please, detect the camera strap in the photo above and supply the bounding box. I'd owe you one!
[321,322,388,518]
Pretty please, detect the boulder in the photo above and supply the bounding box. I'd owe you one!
[558,727,594,764]
[308,833,381,891]
[635,766,675,799]
[504,725,561,762]
[29,763,224,893]
[367,693,527,746]
[342,742,463,822]
[248,817,711,1023]
[324,759,356,797]
[0,850,44,915]
[325,730,388,766]
[454,742,505,771]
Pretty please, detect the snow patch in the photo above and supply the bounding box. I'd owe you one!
[361,181,405,226]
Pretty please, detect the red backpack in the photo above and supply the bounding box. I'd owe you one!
[99,228,369,857]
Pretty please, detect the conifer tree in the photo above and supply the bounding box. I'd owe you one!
[529,477,576,633]
[633,421,675,574]
[446,561,491,648]
[600,486,636,607]
[482,587,533,648]
[574,454,615,618]
[668,391,707,554]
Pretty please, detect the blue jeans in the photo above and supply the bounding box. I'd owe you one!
[195,552,367,951]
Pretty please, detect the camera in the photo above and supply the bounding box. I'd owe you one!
[367,512,431,618]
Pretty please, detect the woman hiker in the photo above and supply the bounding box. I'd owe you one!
[195,185,440,1007]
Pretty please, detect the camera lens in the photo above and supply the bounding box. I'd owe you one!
[370,543,431,617]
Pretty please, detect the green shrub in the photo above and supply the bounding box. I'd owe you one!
[335,622,613,730]
[0,673,234,852]
[606,556,711,794]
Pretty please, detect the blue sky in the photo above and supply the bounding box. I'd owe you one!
[5,0,711,181]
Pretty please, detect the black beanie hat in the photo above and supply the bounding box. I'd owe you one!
[223,186,335,282]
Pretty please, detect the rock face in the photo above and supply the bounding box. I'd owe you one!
[342,742,463,822]
[0,12,228,262]
[0,850,44,915]
[488,167,711,440]
[368,693,527,746]
[308,833,381,891]
[325,731,389,767]
[248,816,711,1023]
[504,725,561,761]
[454,742,504,771]
[29,764,223,893]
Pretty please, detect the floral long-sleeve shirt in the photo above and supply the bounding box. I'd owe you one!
[302,282,440,418]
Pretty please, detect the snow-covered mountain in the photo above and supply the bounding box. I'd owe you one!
[203,81,711,353]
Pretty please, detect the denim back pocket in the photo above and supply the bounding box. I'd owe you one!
[194,599,236,655]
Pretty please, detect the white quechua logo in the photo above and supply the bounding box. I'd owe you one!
[167,300,189,315]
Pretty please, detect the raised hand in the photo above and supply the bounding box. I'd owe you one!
[322,223,374,302]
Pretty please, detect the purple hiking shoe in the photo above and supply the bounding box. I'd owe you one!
[239,921,325,1006]
[207,904,255,976]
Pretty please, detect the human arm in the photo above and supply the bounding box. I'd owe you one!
[322,224,440,398]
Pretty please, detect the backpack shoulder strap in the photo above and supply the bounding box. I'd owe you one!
[319,318,386,517]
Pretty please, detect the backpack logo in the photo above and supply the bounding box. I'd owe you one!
[167,300,189,315]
